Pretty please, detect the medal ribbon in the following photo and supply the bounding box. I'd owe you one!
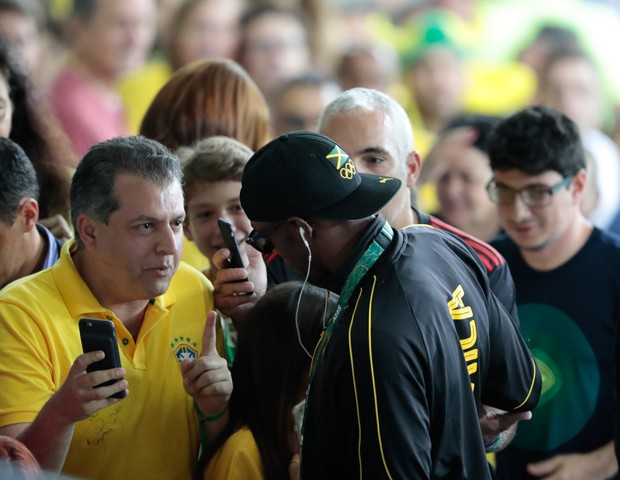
[300,221,393,441]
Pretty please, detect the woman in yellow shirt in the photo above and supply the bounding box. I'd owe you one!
[201,282,337,480]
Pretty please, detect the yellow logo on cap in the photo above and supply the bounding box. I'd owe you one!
[379,177,395,184]
[326,146,356,180]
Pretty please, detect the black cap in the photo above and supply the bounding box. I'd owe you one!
[240,131,401,221]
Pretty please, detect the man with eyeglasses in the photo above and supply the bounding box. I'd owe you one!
[487,106,620,479]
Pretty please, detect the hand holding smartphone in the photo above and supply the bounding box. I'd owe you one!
[218,218,246,269]
[79,318,127,399]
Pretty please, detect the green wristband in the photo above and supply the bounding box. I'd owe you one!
[194,401,227,423]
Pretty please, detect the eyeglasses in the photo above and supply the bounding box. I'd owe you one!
[486,175,574,208]
[245,220,287,254]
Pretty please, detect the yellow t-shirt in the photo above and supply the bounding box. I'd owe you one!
[204,426,263,480]
[183,237,211,272]
[117,58,173,135]
[0,240,214,480]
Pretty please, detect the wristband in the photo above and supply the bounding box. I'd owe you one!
[194,401,227,423]
[484,432,503,453]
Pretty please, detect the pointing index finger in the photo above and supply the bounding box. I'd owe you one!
[200,311,219,357]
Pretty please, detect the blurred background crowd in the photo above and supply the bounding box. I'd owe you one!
[2,1,620,478]
[5,0,620,247]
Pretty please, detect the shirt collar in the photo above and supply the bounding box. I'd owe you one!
[36,223,62,270]
[52,239,175,319]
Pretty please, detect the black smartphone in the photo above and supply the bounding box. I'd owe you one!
[218,218,245,269]
[79,318,127,399]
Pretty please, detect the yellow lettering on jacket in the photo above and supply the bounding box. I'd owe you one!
[448,285,478,391]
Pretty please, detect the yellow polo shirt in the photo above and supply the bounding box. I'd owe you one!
[0,240,214,480]
[204,426,263,480]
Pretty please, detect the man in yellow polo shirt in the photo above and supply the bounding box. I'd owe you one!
[0,136,232,479]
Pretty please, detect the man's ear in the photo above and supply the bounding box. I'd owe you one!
[183,218,194,241]
[571,169,588,205]
[287,217,313,242]
[16,198,39,232]
[406,150,422,189]
[75,214,98,248]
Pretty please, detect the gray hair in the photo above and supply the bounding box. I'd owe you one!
[70,136,183,245]
[318,87,414,173]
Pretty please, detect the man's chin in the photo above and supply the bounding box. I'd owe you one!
[513,237,550,253]
[143,277,175,299]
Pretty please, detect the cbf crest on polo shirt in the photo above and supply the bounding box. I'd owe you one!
[171,335,199,365]
[326,145,357,180]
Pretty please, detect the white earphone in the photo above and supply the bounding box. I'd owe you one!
[299,226,309,248]
[296,225,313,359]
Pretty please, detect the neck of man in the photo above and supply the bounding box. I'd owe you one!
[68,52,121,91]
[520,213,593,271]
[395,204,417,229]
[72,249,148,339]
[103,301,149,340]
[5,228,47,289]
[384,188,416,229]
[418,105,451,133]
[317,217,381,294]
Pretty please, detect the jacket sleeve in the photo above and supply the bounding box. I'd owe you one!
[487,262,520,328]
[482,290,541,411]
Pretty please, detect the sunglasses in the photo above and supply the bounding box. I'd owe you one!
[245,219,287,254]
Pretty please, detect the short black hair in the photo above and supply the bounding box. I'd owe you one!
[487,106,585,176]
[0,137,38,225]
[70,136,182,245]
[442,114,501,154]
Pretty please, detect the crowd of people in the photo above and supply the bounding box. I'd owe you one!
[0,0,619,479]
